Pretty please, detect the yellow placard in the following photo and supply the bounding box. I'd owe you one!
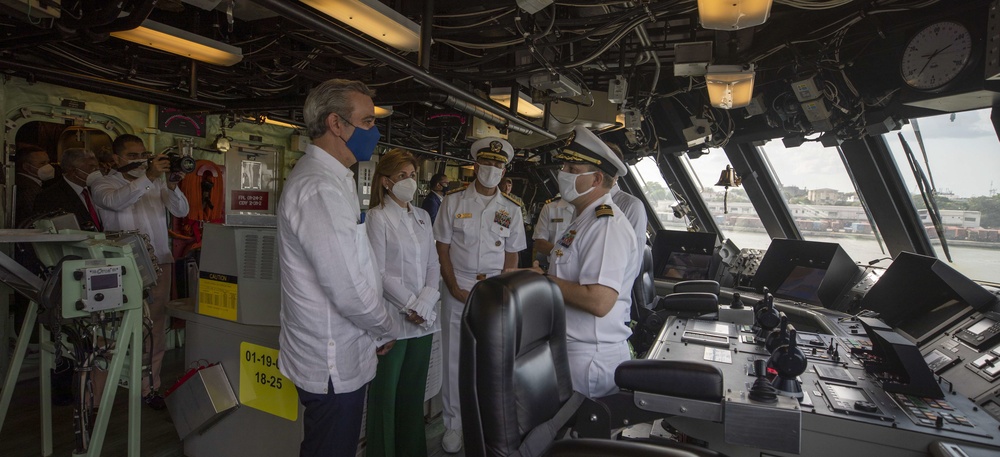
[239,342,298,421]
[198,274,238,321]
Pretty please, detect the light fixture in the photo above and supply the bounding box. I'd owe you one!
[302,0,421,52]
[705,65,755,109]
[489,87,545,118]
[374,106,394,118]
[111,20,243,66]
[262,117,302,129]
[698,0,773,30]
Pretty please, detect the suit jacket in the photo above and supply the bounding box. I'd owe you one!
[420,191,443,224]
[15,173,43,227]
[33,177,101,231]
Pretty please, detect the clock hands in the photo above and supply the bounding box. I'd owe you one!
[916,43,953,78]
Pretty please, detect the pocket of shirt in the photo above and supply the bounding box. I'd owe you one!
[489,223,510,238]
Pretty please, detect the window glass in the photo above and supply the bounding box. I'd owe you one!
[885,108,1000,284]
[683,149,769,249]
[629,157,688,231]
[759,141,887,264]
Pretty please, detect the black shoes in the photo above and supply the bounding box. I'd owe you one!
[143,391,167,410]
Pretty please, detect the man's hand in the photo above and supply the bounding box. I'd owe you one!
[450,287,470,303]
[376,340,396,355]
[167,171,187,190]
[146,154,170,180]
[505,260,545,275]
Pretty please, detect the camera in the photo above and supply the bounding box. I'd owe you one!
[164,152,196,174]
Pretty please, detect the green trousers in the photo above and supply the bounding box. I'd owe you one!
[366,333,434,457]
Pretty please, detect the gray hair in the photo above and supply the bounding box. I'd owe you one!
[303,79,375,140]
[61,148,95,172]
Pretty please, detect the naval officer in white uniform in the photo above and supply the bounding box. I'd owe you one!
[433,137,527,453]
[544,125,638,398]
[533,196,576,263]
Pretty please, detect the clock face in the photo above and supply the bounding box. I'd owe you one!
[900,21,973,91]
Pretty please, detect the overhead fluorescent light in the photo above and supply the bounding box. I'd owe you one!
[374,106,393,118]
[302,0,421,52]
[698,0,773,31]
[111,20,243,66]
[706,65,755,109]
[262,117,302,129]
[489,87,544,118]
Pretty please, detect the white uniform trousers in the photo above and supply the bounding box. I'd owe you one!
[440,274,479,430]
[566,340,631,398]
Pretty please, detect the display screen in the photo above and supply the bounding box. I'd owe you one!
[828,383,872,403]
[967,318,996,336]
[90,273,119,290]
[774,266,825,304]
[658,252,712,280]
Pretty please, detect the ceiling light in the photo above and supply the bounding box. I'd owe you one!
[262,117,302,129]
[489,87,545,118]
[698,0,773,31]
[705,65,755,109]
[111,20,243,66]
[374,106,394,118]
[302,0,421,52]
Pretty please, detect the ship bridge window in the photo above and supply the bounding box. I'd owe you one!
[759,141,885,264]
[886,108,1000,284]
[683,149,768,249]
[629,157,689,232]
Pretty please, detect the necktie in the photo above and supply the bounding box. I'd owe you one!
[82,188,103,231]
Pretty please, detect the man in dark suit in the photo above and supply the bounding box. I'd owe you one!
[14,144,55,227]
[34,148,103,231]
[420,173,449,223]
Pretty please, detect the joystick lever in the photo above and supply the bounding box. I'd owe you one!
[730,292,745,309]
[748,359,778,403]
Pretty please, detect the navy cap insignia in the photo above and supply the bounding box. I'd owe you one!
[490,140,503,153]
[595,204,614,218]
[566,130,576,146]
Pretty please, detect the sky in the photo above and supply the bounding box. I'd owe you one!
[634,108,1000,199]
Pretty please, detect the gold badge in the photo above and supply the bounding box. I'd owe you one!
[554,249,563,257]
[566,130,576,146]
[457,213,472,219]
[490,140,503,153]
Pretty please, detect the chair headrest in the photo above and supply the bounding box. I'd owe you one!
[673,280,720,295]
[658,292,718,313]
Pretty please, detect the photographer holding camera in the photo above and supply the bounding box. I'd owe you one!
[92,133,189,410]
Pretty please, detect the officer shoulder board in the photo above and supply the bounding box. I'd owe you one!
[446,185,467,196]
[595,204,614,218]
[501,192,523,207]
[544,196,561,204]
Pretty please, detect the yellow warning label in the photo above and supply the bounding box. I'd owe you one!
[198,278,238,321]
[239,342,298,421]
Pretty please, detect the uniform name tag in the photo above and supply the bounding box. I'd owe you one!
[456,213,472,219]
[551,218,564,223]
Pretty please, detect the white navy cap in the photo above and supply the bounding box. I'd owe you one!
[470,137,514,164]
[555,125,627,177]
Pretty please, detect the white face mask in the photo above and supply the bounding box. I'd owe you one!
[557,170,597,203]
[37,164,56,181]
[84,170,102,187]
[390,177,417,203]
[126,159,147,178]
[477,165,503,188]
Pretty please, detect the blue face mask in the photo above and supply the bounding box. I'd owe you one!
[342,120,380,162]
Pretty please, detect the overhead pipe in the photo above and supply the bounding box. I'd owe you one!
[248,0,556,140]
[419,0,434,70]
[0,60,225,110]
[0,0,156,49]
[379,141,475,164]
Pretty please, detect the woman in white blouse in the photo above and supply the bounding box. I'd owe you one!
[365,149,441,457]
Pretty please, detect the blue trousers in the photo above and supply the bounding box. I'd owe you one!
[296,378,367,457]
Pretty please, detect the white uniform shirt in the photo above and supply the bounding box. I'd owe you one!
[92,171,189,263]
[433,185,527,279]
[549,193,638,345]
[610,184,648,273]
[533,198,576,244]
[366,200,441,340]
[277,145,397,395]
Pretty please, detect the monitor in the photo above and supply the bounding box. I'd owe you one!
[774,265,826,305]
[651,229,719,280]
[659,251,713,280]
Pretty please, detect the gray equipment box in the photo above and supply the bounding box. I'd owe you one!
[197,223,280,325]
[165,363,239,440]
